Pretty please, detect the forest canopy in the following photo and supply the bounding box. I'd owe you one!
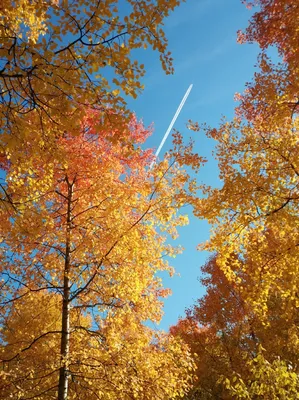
[1,0,299,399]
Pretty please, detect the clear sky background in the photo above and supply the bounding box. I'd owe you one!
[125,0,260,331]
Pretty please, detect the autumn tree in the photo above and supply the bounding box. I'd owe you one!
[191,0,299,321]
[1,290,193,399]
[0,0,182,172]
[0,1,197,398]
[171,253,299,399]
[169,3,299,397]
[0,111,202,399]
[237,0,299,125]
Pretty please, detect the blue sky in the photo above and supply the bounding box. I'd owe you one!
[125,0,260,330]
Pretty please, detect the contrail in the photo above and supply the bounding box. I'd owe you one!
[150,84,193,169]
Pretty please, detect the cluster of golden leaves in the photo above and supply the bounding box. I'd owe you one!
[0,1,207,399]
[0,111,204,398]
[0,0,180,159]
[196,0,299,317]
[171,0,299,398]
[171,254,299,399]
[1,292,194,399]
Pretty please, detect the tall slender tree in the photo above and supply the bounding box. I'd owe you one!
[0,111,203,399]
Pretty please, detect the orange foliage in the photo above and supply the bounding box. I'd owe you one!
[171,254,299,399]
[0,111,202,399]
[0,0,182,159]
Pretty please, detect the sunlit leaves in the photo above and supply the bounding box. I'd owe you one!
[171,254,299,399]
[0,0,182,158]
[194,0,299,318]
[178,2,299,398]
[0,111,200,399]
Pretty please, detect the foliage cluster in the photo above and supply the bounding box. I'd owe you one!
[171,1,299,398]
[0,1,202,399]
[1,0,299,399]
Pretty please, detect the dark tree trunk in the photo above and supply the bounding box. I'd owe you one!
[58,177,74,400]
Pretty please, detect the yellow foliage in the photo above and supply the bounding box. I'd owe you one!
[0,113,201,399]
[0,0,182,158]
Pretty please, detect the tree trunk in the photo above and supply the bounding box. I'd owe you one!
[58,177,73,400]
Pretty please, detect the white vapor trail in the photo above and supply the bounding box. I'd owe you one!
[150,84,193,169]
